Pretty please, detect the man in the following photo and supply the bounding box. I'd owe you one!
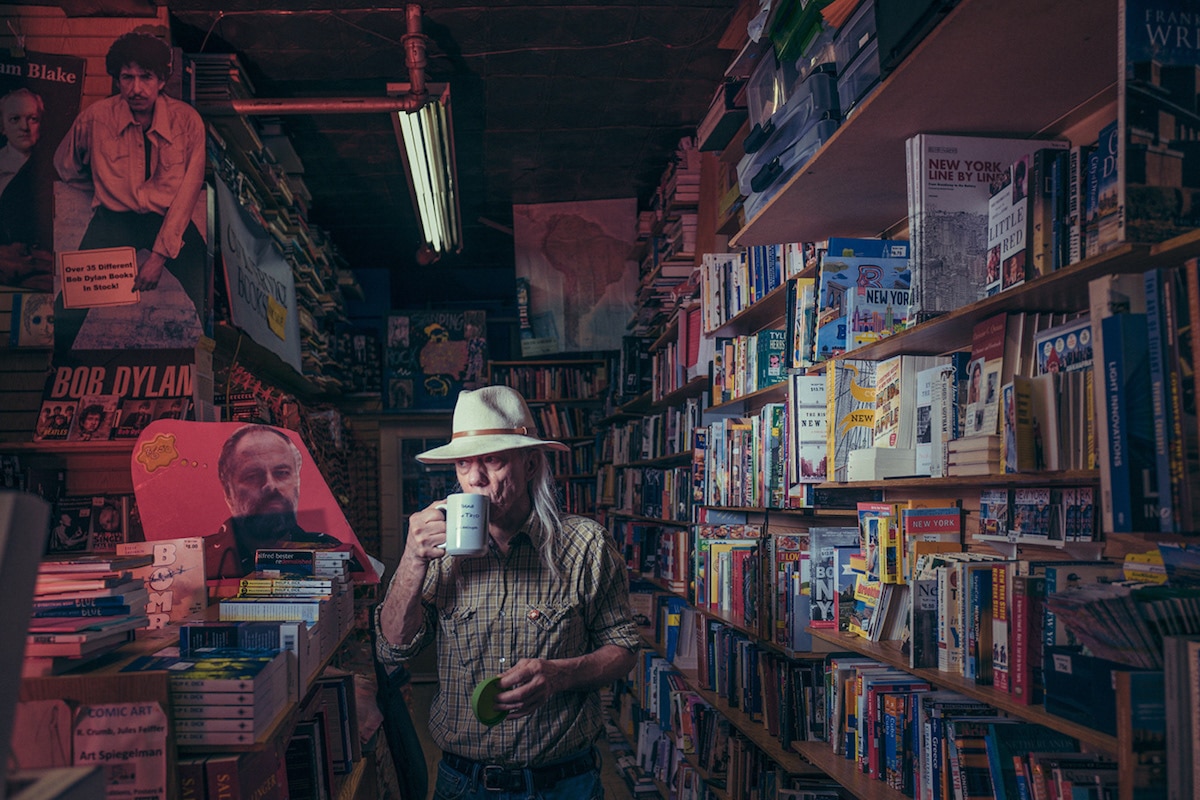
[377,385,639,799]
[120,400,154,433]
[53,32,208,350]
[0,88,42,246]
[73,403,107,441]
[215,423,343,575]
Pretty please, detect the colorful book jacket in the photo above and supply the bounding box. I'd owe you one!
[826,359,877,483]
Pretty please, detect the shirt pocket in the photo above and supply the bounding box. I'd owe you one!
[518,602,578,660]
[97,134,131,168]
[440,605,482,671]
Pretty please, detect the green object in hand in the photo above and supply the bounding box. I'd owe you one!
[471,676,508,726]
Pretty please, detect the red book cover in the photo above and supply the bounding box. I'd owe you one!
[205,742,288,800]
[1009,574,1045,705]
[686,303,703,368]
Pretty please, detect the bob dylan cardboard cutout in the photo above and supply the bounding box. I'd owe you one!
[130,419,377,583]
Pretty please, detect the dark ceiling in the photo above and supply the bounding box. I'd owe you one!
[165,1,741,309]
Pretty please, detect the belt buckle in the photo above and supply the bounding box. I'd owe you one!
[481,765,511,792]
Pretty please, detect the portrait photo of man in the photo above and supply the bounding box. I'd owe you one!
[0,88,42,247]
[213,423,352,576]
[0,49,84,292]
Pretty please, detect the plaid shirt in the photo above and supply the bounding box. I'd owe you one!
[376,513,639,766]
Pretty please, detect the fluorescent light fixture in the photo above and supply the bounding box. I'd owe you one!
[389,82,462,254]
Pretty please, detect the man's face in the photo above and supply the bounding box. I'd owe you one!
[80,411,102,432]
[118,64,165,116]
[224,431,301,519]
[454,448,533,526]
[96,505,120,532]
[2,93,40,155]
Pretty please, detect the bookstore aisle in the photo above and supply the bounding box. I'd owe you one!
[407,679,636,800]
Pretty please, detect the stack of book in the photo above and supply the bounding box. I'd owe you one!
[121,648,290,748]
[24,553,154,675]
[946,434,1001,476]
[217,546,355,669]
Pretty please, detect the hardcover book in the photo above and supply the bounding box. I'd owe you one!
[906,134,1067,322]
[826,359,877,483]
[1119,0,1200,247]
[117,537,208,629]
[908,577,939,669]
[808,526,859,630]
[985,153,1030,295]
[47,496,93,555]
[787,373,827,488]
[1100,312,1160,531]
[964,313,1009,437]
[841,256,912,352]
[978,489,1011,537]
[874,354,947,450]
[86,495,128,553]
[785,276,817,369]
[122,648,289,694]
[813,238,909,361]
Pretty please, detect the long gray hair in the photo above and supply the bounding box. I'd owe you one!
[526,447,565,582]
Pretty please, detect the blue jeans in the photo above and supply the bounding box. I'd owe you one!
[433,752,604,800]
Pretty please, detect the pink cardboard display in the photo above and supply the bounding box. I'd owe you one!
[129,420,378,583]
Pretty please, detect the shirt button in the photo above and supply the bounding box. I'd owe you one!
[499,657,506,664]
[527,609,540,621]
[498,611,504,618]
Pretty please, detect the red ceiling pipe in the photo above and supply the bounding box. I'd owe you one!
[199,3,430,116]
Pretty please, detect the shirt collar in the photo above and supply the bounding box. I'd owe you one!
[114,94,172,142]
[513,512,543,551]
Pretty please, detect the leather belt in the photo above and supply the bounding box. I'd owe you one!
[442,749,597,792]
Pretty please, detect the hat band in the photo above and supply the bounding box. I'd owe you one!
[452,426,533,440]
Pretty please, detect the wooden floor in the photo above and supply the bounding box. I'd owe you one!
[408,678,635,800]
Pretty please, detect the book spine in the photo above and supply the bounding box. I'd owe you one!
[177,755,208,800]
[991,565,1010,693]
[30,603,131,617]
[1101,312,1158,531]
[1009,575,1044,706]
[1145,268,1176,532]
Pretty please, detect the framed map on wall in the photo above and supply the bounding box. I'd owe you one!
[513,198,638,353]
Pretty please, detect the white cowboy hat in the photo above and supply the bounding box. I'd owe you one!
[415,385,569,463]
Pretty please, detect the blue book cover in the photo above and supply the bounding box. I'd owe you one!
[983,721,1075,800]
[1101,312,1160,531]
[1091,120,1120,256]
[842,255,913,352]
[815,238,910,361]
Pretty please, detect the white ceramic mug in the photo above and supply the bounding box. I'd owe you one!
[437,493,489,556]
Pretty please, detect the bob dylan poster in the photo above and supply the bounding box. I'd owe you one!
[51,39,210,354]
[130,419,378,583]
[513,198,638,353]
[385,309,487,410]
[0,50,85,291]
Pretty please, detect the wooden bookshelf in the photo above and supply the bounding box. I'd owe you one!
[791,742,909,800]
[609,511,692,528]
[706,280,788,339]
[639,634,826,779]
[816,469,1100,492]
[807,628,1120,755]
[731,0,1119,247]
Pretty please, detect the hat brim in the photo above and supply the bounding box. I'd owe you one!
[415,434,570,464]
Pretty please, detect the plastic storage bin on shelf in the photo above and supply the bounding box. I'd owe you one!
[837,36,881,118]
[737,66,840,221]
[833,0,877,73]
